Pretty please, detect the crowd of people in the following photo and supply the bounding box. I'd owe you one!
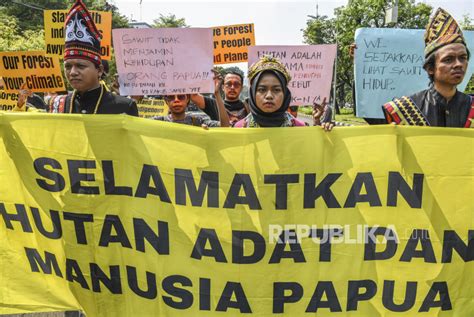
[6,1,473,130]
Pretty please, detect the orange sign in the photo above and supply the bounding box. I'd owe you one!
[44,10,112,60]
[0,51,65,92]
[213,23,255,64]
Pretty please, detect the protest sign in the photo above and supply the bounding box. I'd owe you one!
[0,51,65,92]
[0,113,473,316]
[248,45,337,105]
[113,28,214,96]
[137,98,168,118]
[0,90,18,111]
[44,10,112,60]
[354,28,474,118]
[213,23,255,64]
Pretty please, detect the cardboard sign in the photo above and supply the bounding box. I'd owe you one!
[0,51,65,92]
[213,23,255,64]
[0,90,18,111]
[354,28,474,118]
[113,28,214,96]
[248,45,337,105]
[137,98,168,118]
[44,10,112,60]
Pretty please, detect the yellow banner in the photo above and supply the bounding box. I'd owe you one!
[0,90,18,110]
[213,23,255,64]
[0,51,65,92]
[137,98,168,118]
[44,10,112,60]
[0,114,473,317]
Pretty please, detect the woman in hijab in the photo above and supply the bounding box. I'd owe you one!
[234,56,333,130]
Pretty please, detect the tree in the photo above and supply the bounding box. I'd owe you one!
[0,8,45,51]
[0,0,130,32]
[302,0,432,113]
[460,14,473,31]
[302,15,336,45]
[0,0,69,32]
[152,14,188,28]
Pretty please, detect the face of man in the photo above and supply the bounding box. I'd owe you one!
[64,59,103,93]
[223,74,242,101]
[164,94,189,115]
[430,43,469,87]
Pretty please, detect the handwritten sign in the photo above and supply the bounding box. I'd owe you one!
[137,98,168,118]
[44,10,112,60]
[113,28,214,96]
[354,28,474,118]
[213,23,255,64]
[248,45,337,105]
[0,51,65,93]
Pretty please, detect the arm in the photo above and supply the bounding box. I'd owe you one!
[127,99,139,117]
[190,94,206,110]
[313,98,334,131]
[212,70,230,127]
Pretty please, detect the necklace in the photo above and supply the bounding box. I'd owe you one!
[69,84,104,114]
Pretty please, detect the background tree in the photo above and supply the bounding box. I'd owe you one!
[0,8,45,51]
[152,14,188,28]
[303,0,432,114]
[459,13,473,31]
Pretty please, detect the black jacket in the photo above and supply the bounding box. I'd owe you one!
[410,87,471,127]
[49,85,138,116]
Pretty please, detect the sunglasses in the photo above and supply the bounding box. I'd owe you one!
[224,82,242,88]
[164,94,187,102]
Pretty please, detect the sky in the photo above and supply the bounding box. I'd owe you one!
[111,0,473,46]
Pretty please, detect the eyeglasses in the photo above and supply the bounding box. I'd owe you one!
[224,81,242,88]
[164,94,187,102]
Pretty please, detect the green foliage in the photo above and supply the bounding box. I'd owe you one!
[152,14,188,28]
[0,0,129,33]
[465,74,474,94]
[460,14,474,31]
[303,15,336,45]
[0,0,69,32]
[0,8,45,51]
[302,0,433,113]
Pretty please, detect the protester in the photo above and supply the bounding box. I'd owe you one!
[190,70,248,126]
[48,0,137,116]
[154,70,229,127]
[233,56,333,130]
[153,94,220,127]
[382,8,473,127]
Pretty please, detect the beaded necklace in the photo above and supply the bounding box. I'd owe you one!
[68,84,104,114]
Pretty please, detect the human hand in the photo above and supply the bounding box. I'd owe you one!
[17,83,32,109]
[211,68,223,93]
[312,97,327,126]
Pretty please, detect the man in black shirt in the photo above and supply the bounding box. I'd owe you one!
[383,8,472,127]
[48,0,137,116]
[191,71,248,126]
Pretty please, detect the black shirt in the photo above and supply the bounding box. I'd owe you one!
[410,87,471,127]
[50,85,138,116]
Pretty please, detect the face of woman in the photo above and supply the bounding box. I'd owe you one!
[255,73,284,113]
